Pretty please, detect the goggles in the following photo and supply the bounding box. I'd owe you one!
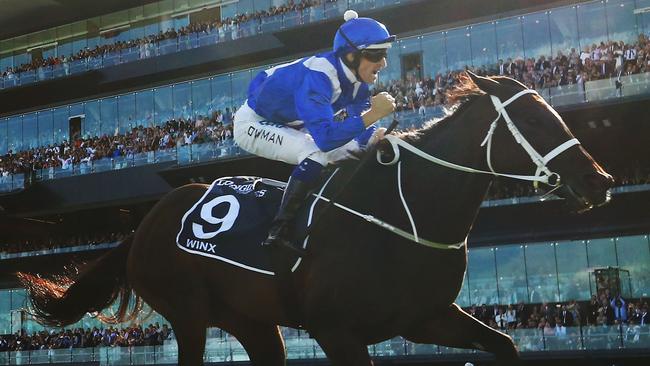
[361,49,387,63]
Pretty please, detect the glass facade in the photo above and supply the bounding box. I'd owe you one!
[0,234,648,363]
[4,0,650,149]
[458,235,650,307]
[0,323,649,364]
[0,0,411,90]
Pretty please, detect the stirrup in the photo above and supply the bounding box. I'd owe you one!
[262,235,306,256]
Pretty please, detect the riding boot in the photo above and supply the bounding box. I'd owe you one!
[262,179,312,255]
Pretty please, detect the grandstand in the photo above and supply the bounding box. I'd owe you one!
[0,0,649,365]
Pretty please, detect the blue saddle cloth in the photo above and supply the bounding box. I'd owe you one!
[176,176,315,276]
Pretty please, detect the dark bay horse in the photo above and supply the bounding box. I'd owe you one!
[18,72,613,365]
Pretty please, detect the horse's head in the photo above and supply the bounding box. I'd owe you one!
[464,71,613,212]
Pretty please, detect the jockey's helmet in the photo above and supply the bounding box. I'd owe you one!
[333,10,395,56]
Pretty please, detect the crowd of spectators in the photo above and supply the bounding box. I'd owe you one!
[375,33,650,115]
[465,295,649,332]
[1,297,645,354]
[0,323,172,352]
[461,294,649,350]
[0,111,234,178]
[0,0,325,81]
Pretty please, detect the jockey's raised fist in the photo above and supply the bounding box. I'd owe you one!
[371,92,396,119]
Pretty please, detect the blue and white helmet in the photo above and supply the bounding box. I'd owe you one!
[333,10,396,55]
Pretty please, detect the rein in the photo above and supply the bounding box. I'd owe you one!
[300,89,580,252]
[378,90,580,186]
[364,89,580,251]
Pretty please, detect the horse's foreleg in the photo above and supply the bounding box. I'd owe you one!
[402,303,521,365]
[171,315,207,366]
[313,330,373,366]
[217,312,286,366]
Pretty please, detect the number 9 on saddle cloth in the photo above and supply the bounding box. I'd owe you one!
[176,176,324,276]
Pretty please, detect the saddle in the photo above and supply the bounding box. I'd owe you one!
[175,175,339,276]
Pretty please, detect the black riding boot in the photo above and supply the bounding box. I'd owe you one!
[262,179,312,255]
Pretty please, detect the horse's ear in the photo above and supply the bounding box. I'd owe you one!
[466,70,501,96]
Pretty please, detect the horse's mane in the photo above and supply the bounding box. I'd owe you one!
[394,73,485,143]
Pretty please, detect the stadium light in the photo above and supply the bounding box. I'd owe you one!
[100,24,131,35]
[171,0,238,18]
[26,42,58,53]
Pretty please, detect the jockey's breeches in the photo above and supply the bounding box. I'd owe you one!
[233,102,361,166]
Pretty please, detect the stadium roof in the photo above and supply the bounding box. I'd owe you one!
[0,0,159,41]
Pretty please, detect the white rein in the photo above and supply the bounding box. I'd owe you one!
[361,89,581,250]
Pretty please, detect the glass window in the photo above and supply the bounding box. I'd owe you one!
[496,17,524,62]
[615,235,650,298]
[69,103,83,118]
[192,79,212,120]
[144,22,160,38]
[467,247,498,306]
[0,289,10,334]
[470,22,498,69]
[211,75,232,112]
[72,37,88,57]
[174,15,190,31]
[118,93,136,133]
[0,55,13,72]
[221,3,237,20]
[495,244,528,305]
[399,37,423,80]
[380,44,401,83]
[14,53,31,69]
[11,289,27,311]
[22,113,38,150]
[100,97,118,137]
[445,27,472,71]
[52,107,69,144]
[522,11,551,60]
[173,82,192,120]
[549,5,580,56]
[0,118,7,155]
[254,0,271,12]
[421,32,447,77]
[38,110,54,147]
[136,90,155,127]
[456,272,471,308]
[154,86,174,126]
[130,24,145,41]
[231,71,251,108]
[586,237,617,268]
[605,0,638,44]
[576,1,607,49]
[57,41,73,61]
[237,0,254,14]
[556,240,591,302]
[637,0,650,35]
[84,100,100,138]
[524,242,559,303]
[8,116,22,153]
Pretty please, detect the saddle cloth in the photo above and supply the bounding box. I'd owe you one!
[176,176,325,275]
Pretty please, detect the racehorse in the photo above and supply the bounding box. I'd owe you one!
[18,72,613,366]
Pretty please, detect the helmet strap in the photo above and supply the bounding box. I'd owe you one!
[342,52,362,80]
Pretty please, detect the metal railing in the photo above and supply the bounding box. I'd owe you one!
[0,0,406,90]
[0,324,648,364]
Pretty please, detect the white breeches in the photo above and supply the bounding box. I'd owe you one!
[233,102,362,166]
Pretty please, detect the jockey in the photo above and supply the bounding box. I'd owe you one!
[233,10,396,252]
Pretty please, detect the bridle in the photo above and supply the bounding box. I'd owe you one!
[377,89,581,187]
[350,89,582,250]
[298,89,583,252]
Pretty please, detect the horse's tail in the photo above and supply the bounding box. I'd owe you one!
[16,234,144,327]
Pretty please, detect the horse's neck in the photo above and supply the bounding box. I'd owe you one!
[397,98,494,244]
